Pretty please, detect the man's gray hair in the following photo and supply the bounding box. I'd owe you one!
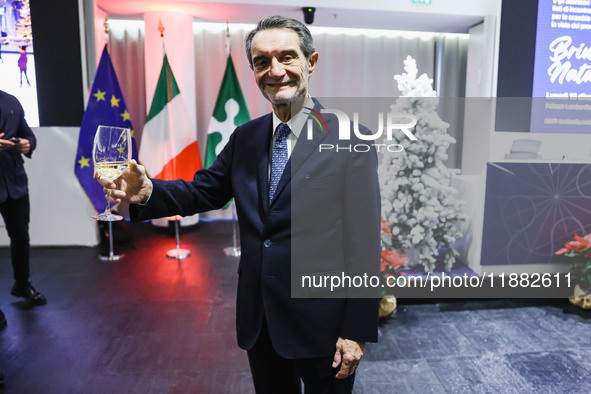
[245,16,316,68]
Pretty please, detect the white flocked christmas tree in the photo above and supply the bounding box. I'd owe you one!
[380,56,466,273]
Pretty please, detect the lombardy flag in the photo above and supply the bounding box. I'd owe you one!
[140,54,201,181]
[75,45,138,213]
[204,54,250,168]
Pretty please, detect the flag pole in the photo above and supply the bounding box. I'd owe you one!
[104,16,110,53]
[98,16,123,262]
[222,23,240,257]
[158,18,166,53]
[223,201,240,257]
[157,20,190,260]
[226,20,231,56]
[167,216,190,260]
[99,220,124,261]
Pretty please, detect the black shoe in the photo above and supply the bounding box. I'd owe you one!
[0,309,6,330]
[11,282,47,305]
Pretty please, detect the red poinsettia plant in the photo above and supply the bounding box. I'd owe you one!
[555,232,591,291]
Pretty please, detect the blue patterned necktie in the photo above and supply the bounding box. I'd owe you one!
[269,123,290,204]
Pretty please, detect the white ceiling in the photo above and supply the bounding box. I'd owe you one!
[97,0,487,33]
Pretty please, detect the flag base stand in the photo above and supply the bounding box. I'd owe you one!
[99,252,124,261]
[166,218,190,260]
[223,246,241,257]
[167,248,190,260]
[151,213,199,228]
[99,221,124,261]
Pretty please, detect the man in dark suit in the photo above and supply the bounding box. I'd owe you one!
[0,90,47,306]
[100,16,380,392]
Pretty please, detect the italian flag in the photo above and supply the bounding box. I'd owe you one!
[140,54,201,181]
[204,54,250,168]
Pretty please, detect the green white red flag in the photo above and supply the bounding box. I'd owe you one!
[140,54,201,180]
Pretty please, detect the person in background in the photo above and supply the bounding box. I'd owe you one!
[18,46,30,87]
[0,89,46,305]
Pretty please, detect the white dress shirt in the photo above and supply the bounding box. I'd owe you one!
[270,96,314,159]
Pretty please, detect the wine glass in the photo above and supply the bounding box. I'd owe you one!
[92,125,131,221]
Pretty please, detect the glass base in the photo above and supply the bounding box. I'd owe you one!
[93,212,123,221]
[223,246,241,257]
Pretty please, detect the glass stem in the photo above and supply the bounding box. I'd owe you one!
[104,189,111,215]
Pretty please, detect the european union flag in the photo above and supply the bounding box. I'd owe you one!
[75,45,138,213]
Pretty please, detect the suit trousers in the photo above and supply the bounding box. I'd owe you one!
[247,319,355,394]
[0,194,30,284]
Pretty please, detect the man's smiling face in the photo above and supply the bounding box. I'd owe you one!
[250,28,318,107]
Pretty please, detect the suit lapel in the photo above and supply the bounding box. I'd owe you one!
[255,114,274,214]
[271,100,331,205]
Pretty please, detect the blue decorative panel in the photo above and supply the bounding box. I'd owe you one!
[481,163,591,265]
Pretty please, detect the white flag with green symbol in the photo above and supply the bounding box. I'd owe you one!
[204,54,250,168]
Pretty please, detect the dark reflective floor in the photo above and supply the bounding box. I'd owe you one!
[1,221,252,393]
[1,221,590,393]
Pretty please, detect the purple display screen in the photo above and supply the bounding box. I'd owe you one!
[530,0,591,133]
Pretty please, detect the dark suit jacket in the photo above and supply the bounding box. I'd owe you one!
[131,100,381,359]
[0,90,36,204]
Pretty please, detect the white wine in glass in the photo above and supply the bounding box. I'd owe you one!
[95,162,129,183]
[92,125,131,221]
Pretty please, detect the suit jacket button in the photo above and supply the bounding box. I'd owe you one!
[263,240,272,248]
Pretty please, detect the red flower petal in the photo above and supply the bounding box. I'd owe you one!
[381,249,409,269]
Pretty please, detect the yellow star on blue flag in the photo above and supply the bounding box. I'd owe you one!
[78,156,90,168]
[110,95,120,107]
[74,45,139,213]
[94,89,106,102]
[120,110,131,122]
